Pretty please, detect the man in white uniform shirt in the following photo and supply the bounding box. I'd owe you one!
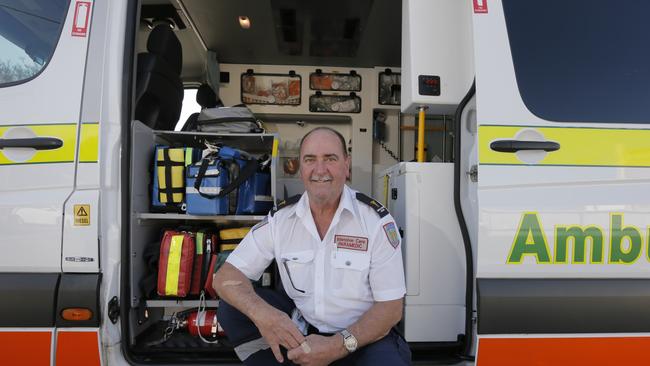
[214,127,410,365]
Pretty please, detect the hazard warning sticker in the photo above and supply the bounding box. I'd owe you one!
[74,204,90,226]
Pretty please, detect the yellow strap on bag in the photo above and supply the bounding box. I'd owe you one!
[220,244,238,251]
[157,147,185,203]
[219,227,251,241]
[165,234,185,296]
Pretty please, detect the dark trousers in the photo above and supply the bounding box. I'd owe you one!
[217,287,412,366]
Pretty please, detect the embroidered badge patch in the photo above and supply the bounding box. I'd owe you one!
[383,222,400,249]
[335,235,369,251]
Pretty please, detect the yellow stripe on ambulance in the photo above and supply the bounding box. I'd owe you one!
[480,125,650,167]
[0,123,98,165]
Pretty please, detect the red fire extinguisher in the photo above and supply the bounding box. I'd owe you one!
[181,310,225,338]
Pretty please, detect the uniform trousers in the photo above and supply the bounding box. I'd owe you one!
[217,287,411,365]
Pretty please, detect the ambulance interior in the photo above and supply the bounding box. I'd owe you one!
[127,0,477,363]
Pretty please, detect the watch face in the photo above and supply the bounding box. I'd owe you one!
[344,335,357,351]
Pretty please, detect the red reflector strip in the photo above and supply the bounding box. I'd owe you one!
[56,330,101,366]
[478,336,650,366]
[0,331,52,365]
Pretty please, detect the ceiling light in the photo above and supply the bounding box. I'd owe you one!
[239,16,251,29]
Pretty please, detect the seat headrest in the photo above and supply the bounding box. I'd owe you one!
[196,84,218,108]
[147,25,182,75]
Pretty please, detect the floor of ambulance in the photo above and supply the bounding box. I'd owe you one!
[133,321,472,365]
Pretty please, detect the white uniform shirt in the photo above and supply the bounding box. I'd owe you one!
[226,185,406,333]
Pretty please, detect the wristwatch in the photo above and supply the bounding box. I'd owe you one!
[339,329,358,353]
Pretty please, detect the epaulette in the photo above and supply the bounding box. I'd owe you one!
[270,194,301,217]
[355,192,389,218]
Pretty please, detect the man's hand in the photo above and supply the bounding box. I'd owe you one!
[253,307,305,363]
[286,334,346,366]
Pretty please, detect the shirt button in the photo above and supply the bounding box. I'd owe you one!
[345,260,351,266]
[293,257,298,260]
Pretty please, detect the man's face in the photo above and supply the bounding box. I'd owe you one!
[299,130,350,205]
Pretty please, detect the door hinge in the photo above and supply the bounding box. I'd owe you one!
[108,296,120,324]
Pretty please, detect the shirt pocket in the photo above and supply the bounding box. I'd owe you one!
[330,251,371,300]
[280,250,315,297]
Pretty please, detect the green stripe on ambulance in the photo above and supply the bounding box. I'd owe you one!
[507,213,647,264]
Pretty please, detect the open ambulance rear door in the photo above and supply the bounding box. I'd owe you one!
[0,1,102,364]
[474,1,650,364]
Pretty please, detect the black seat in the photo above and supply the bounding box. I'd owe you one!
[181,83,223,131]
[134,25,183,130]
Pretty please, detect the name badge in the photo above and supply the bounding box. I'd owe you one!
[335,235,368,251]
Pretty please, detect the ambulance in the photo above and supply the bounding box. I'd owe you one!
[0,0,648,364]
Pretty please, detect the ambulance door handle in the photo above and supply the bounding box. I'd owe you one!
[490,140,560,153]
[0,137,63,150]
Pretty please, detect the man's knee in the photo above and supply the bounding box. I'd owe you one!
[217,287,295,346]
[217,299,260,345]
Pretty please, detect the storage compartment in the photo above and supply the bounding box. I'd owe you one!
[381,162,466,343]
[127,121,278,361]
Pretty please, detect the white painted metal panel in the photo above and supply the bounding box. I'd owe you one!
[0,1,93,272]
[384,162,466,342]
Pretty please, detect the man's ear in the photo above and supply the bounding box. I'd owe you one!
[345,155,351,179]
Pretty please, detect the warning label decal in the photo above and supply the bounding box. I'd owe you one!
[74,204,90,226]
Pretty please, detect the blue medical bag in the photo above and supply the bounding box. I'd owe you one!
[185,146,272,215]
[236,162,273,215]
[185,159,231,215]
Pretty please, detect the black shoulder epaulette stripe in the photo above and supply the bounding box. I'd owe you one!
[355,192,389,218]
[270,194,301,216]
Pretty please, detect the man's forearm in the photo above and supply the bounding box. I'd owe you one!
[328,298,404,358]
[350,298,403,346]
[213,262,274,323]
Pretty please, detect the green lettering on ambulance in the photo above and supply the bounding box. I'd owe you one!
[555,226,604,263]
[507,213,551,264]
[609,214,642,264]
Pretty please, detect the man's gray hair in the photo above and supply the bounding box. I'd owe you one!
[299,127,348,157]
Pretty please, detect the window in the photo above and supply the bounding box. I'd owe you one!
[503,0,650,123]
[0,0,69,86]
[175,88,199,131]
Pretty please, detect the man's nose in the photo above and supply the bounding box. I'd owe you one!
[314,159,327,173]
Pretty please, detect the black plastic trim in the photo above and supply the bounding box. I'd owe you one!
[0,273,60,326]
[121,0,139,364]
[56,273,101,327]
[490,140,560,153]
[478,278,650,334]
[453,81,476,357]
[0,137,63,150]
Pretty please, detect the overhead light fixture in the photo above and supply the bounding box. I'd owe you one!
[239,16,251,29]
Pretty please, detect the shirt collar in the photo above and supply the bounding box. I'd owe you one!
[294,185,356,219]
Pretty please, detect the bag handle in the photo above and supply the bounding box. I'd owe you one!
[193,157,260,199]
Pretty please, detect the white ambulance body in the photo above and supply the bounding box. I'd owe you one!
[0,0,648,365]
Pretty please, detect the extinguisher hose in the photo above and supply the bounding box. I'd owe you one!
[196,291,220,344]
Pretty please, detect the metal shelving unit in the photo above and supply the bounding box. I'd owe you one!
[128,121,277,343]
[135,213,265,223]
[145,299,220,308]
